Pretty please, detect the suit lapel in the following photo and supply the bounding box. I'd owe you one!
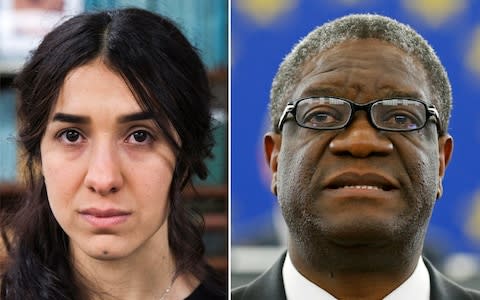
[236,252,287,300]
[234,254,479,300]
[425,257,479,300]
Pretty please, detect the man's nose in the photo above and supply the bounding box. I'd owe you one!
[328,112,393,158]
[84,141,124,196]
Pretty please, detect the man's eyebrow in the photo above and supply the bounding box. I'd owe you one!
[118,111,155,123]
[382,90,423,99]
[52,113,90,124]
[300,86,423,100]
[299,86,342,98]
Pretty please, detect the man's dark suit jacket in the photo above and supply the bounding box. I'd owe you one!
[232,253,480,300]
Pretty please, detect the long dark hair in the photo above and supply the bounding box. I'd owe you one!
[1,8,220,299]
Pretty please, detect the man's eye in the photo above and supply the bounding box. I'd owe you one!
[126,130,153,144]
[307,112,333,123]
[302,109,341,127]
[382,111,422,129]
[393,115,409,124]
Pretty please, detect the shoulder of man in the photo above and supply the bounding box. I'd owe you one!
[425,257,480,299]
[232,253,287,300]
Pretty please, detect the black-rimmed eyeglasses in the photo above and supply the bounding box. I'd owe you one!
[277,97,440,132]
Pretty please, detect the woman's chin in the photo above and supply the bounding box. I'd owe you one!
[72,236,135,261]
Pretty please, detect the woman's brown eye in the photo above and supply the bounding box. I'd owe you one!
[132,131,149,143]
[125,130,153,145]
[65,130,80,142]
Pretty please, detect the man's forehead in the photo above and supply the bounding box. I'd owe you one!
[289,38,431,103]
[300,38,418,74]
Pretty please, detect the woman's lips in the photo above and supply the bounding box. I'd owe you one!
[79,208,131,227]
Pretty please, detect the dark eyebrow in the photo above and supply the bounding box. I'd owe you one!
[52,113,90,124]
[300,86,341,98]
[300,86,423,100]
[52,112,155,124]
[117,111,155,123]
[381,90,423,99]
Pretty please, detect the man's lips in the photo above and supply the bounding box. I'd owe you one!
[323,172,399,191]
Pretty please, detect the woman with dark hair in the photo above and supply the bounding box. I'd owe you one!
[0,8,225,299]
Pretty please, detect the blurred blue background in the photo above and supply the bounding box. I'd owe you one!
[231,0,480,266]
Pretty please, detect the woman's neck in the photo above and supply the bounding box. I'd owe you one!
[71,227,181,299]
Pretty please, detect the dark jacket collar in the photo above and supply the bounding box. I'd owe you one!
[425,257,480,300]
[233,252,480,300]
[232,252,287,300]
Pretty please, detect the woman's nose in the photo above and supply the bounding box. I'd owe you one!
[83,141,124,196]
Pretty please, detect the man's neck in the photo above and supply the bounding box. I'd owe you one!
[288,245,421,300]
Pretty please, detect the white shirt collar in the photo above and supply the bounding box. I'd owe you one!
[282,252,430,300]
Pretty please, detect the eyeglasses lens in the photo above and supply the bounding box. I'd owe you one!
[371,99,426,131]
[296,98,351,129]
[295,98,427,131]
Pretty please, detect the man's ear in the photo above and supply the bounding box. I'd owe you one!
[264,132,282,196]
[437,134,453,199]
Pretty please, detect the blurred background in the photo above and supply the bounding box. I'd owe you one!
[231,0,480,289]
[0,0,227,278]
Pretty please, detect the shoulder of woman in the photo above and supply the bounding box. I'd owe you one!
[185,282,226,300]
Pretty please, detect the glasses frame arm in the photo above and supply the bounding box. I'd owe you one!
[277,102,296,131]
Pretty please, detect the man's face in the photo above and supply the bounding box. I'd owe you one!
[265,38,453,266]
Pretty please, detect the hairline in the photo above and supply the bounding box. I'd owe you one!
[269,14,452,135]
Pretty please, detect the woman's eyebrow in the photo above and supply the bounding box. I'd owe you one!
[52,113,90,124]
[51,112,155,124]
[118,111,155,123]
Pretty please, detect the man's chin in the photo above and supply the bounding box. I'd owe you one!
[292,221,411,272]
[326,219,399,244]
[293,215,407,252]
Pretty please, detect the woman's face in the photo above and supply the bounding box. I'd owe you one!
[40,59,176,261]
